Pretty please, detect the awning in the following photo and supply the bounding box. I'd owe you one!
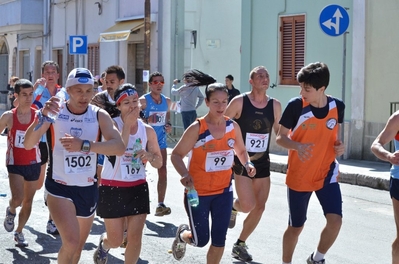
[99,19,144,42]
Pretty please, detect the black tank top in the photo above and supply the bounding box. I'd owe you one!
[234,94,275,166]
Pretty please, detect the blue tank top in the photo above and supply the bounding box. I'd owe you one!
[143,93,168,149]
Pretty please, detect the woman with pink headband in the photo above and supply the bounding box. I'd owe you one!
[93,83,163,263]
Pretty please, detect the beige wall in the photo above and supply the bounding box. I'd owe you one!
[362,0,399,160]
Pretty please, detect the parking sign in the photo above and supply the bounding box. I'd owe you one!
[69,35,88,55]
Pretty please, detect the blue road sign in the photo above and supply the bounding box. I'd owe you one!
[319,5,349,37]
[69,35,88,54]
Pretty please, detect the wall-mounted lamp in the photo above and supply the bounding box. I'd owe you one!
[191,30,197,49]
[94,2,102,15]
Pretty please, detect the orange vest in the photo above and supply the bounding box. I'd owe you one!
[286,97,339,191]
[188,117,235,196]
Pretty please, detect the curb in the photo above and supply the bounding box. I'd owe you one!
[270,161,390,191]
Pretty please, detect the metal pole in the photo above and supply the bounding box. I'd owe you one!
[143,0,151,94]
[340,31,348,152]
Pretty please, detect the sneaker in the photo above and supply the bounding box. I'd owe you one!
[120,230,127,248]
[155,204,171,216]
[4,207,15,232]
[229,210,237,229]
[14,232,28,247]
[46,220,59,235]
[93,233,109,264]
[171,224,189,261]
[232,242,253,262]
[307,253,325,264]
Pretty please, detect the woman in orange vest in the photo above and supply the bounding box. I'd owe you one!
[170,70,255,263]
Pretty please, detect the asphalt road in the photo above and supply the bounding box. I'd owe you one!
[0,136,394,263]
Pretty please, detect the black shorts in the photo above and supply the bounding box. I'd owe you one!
[45,178,99,217]
[39,141,48,165]
[97,182,150,218]
[7,164,41,181]
[232,162,270,179]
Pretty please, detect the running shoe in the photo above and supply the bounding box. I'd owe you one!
[120,230,127,248]
[14,231,28,247]
[155,204,171,216]
[4,206,15,232]
[93,233,109,264]
[307,253,325,264]
[232,242,253,262]
[171,224,189,261]
[229,209,238,229]
[46,220,59,235]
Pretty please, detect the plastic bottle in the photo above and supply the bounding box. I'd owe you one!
[36,84,46,95]
[187,187,199,207]
[47,91,66,120]
[131,138,142,169]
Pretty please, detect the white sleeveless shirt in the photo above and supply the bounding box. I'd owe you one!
[48,103,100,186]
[101,118,148,186]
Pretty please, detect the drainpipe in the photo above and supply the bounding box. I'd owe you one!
[274,0,287,88]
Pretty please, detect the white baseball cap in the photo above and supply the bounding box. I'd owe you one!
[65,68,94,88]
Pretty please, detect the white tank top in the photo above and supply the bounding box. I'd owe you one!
[101,118,148,186]
[49,103,100,186]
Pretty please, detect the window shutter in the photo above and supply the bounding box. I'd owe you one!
[88,44,100,76]
[280,15,305,85]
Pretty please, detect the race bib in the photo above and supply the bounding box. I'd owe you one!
[148,111,166,126]
[121,157,145,181]
[64,151,96,174]
[245,133,269,152]
[15,130,26,148]
[205,150,234,172]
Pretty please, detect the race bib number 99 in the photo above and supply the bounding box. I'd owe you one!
[205,150,234,172]
[245,133,269,152]
[64,151,96,174]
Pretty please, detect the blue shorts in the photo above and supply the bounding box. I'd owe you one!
[7,163,41,181]
[390,177,399,201]
[287,183,342,227]
[45,178,99,218]
[184,191,233,247]
[97,154,104,166]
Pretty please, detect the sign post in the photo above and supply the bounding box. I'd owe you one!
[319,5,350,144]
[69,35,88,55]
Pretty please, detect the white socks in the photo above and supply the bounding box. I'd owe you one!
[313,250,325,261]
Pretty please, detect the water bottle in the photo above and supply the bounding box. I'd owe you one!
[131,138,142,169]
[187,187,199,207]
[47,91,66,120]
[36,84,46,95]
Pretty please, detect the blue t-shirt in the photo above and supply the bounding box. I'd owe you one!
[142,93,168,149]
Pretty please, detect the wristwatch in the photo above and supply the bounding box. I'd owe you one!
[81,140,91,153]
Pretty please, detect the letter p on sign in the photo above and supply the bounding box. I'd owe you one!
[69,35,88,55]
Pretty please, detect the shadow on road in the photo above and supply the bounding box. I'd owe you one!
[145,220,177,238]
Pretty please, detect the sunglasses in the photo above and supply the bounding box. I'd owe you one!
[150,81,165,85]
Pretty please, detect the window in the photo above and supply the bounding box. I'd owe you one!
[279,15,305,85]
[88,44,100,76]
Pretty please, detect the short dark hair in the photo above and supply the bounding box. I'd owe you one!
[149,71,164,83]
[41,61,59,73]
[105,65,126,81]
[14,79,33,94]
[297,62,330,90]
[225,74,234,81]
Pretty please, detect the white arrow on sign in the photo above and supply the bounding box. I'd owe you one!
[322,8,343,35]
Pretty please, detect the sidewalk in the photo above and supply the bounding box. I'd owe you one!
[269,153,391,191]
